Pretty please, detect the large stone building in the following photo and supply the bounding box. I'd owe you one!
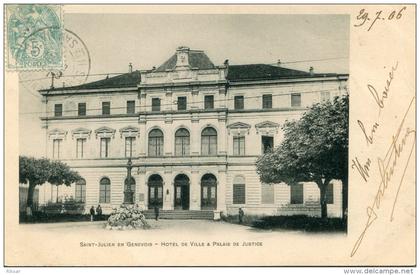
[38,46,348,218]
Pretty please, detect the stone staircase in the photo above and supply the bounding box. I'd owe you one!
[143,210,214,220]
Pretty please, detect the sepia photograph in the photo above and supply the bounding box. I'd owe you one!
[4,4,415,268]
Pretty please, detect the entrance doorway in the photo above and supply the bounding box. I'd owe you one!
[174,174,190,210]
[148,174,163,209]
[201,174,217,210]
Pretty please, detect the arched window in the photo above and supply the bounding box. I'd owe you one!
[124,177,136,194]
[175,128,190,156]
[75,179,86,203]
[99,177,111,203]
[148,129,164,156]
[201,127,217,156]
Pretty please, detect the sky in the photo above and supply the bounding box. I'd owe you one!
[19,13,349,157]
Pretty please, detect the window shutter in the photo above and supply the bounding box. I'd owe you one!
[290,184,304,204]
[326,184,334,204]
[233,184,246,204]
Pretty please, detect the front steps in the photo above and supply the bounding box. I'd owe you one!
[143,210,215,220]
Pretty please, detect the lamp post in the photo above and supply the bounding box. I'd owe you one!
[124,158,134,204]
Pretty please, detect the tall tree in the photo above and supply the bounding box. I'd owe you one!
[256,95,348,219]
[19,156,82,214]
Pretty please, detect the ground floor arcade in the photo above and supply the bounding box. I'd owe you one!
[34,164,343,218]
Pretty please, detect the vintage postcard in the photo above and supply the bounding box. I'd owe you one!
[3,4,416,267]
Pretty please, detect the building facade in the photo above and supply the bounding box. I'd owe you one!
[38,46,348,218]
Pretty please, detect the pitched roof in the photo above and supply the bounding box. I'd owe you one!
[226,64,338,82]
[155,50,215,72]
[40,70,141,92]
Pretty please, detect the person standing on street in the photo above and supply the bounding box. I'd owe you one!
[90,206,95,222]
[238,207,244,224]
[96,205,102,220]
[154,205,159,221]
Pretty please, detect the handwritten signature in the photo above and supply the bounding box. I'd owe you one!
[351,97,416,257]
[352,62,398,182]
[358,62,398,145]
[354,7,407,32]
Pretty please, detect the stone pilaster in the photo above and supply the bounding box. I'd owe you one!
[190,117,200,155]
[138,115,146,156]
[190,169,201,210]
[162,169,173,210]
[136,167,147,210]
[217,167,227,214]
[218,111,227,155]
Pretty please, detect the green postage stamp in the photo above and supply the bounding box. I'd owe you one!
[6,4,63,70]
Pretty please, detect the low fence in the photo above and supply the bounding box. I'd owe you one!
[40,201,86,215]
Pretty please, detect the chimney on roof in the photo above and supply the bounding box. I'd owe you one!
[129,63,133,73]
[309,66,314,76]
[62,82,65,88]
[277,59,281,67]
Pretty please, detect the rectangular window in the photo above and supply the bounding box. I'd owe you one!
[204,95,214,109]
[210,186,216,199]
[148,136,163,156]
[100,138,110,158]
[201,135,217,156]
[203,187,208,198]
[78,103,86,116]
[52,139,62,159]
[102,101,110,115]
[326,184,334,204]
[234,96,244,110]
[261,136,274,154]
[152,98,161,111]
[261,183,275,204]
[125,137,136,158]
[175,135,190,156]
[99,184,111,203]
[150,186,155,199]
[75,184,86,203]
[233,136,245,156]
[177,96,187,111]
[291,93,301,107]
[233,184,246,204]
[54,104,62,117]
[290,184,304,204]
[76,138,86,159]
[262,94,272,109]
[127,100,135,114]
[321,91,331,102]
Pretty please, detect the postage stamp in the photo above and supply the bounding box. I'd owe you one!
[6,4,63,70]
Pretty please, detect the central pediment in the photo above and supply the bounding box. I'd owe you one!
[155,46,215,72]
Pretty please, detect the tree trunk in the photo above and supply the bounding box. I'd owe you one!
[341,166,349,222]
[50,183,53,202]
[56,185,59,203]
[342,177,348,231]
[26,183,36,216]
[318,180,329,220]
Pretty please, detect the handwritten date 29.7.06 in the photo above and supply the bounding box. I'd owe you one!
[354,7,406,32]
